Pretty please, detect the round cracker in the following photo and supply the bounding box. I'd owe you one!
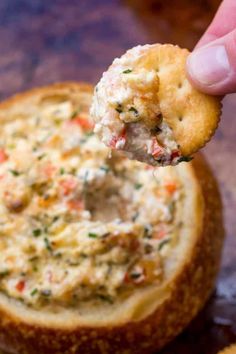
[148,44,221,156]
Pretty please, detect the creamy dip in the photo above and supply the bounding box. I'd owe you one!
[0,97,183,309]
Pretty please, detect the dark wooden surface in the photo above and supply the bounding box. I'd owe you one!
[0,1,235,353]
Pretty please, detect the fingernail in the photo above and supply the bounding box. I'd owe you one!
[187,45,230,86]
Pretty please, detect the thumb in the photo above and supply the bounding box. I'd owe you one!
[186,28,236,95]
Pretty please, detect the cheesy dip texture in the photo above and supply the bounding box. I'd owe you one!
[91,45,190,166]
[0,96,184,309]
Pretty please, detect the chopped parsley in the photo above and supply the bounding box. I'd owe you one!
[37,153,46,160]
[97,294,113,304]
[128,107,139,117]
[100,165,110,173]
[143,224,152,239]
[9,169,21,177]
[132,211,139,222]
[115,104,123,114]
[0,270,9,277]
[44,237,53,252]
[30,288,38,296]
[135,183,143,190]
[52,215,59,223]
[32,229,42,237]
[29,256,39,262]
[88,232,98,239]
[85,131,94,137]
[158,239,170,251]
[59,167,65,175]
[71,111,79,120]
[123,69,132,74]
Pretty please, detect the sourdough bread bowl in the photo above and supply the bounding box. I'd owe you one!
[0,82,224,354]
[219,345,236,354]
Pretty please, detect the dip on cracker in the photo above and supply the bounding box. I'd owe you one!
[90,44,221,166]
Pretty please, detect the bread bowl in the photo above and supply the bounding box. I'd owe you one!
[0,82,224,354]
[90,44,221,166]
[219,344,236,354]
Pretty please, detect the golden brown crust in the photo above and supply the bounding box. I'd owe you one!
[0,83,224,354]
[218,344,236,354]
[154,44,222,156]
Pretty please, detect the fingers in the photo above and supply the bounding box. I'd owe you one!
[186,28,236,95]
[196,0,236,48]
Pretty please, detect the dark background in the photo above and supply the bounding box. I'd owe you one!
[0,1,236,353]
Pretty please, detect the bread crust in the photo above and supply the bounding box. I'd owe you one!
[218,345,236,354]
[0,83,224,354]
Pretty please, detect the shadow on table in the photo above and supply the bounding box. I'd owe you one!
[160,291,236,354]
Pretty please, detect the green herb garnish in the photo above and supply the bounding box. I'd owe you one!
[115,104,123,114]
[88,232,98,239]
[71,111,78,120]
[135,183,143,190]
[158,239,170,251]
[54,252,62,258]
[30,288,38,296]
[32,229,42,237]
[37,153,46,160]
[100,166,110,173]
[0,270,9,277]
[85,131,94,137]
[123,69,132,74]
[29,256,39,262]
[178,156,193,163]
[44,237,53,252]
[132,211,139,222]
[9,169,21,177]
[52,215,59,223]
[59,167,65,175]
[143,224,152,239]
[97,294,113,304]
[129,107,139,116]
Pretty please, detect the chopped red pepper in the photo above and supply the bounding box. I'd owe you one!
[0,149,8,163]
[151,138,163,158]
[42,163,57,179]
[67,199,84,211]
[165,182,177,194]
[69,116,94,132]
[153,228,166,240]
[170,150,180,160]
[108,128,126,149]
[59,178,77,196]
[16,280,25,292]
[145,165,155,170]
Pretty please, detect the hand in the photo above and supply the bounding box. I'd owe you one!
[186,0,236,95]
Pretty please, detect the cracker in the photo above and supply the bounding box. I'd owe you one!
[148,44,221,156]
[91,44,221,164]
